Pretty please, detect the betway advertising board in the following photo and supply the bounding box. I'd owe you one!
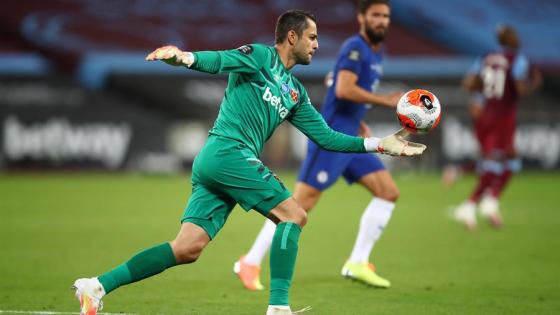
[0,77,167,170]
[1,75,559,170]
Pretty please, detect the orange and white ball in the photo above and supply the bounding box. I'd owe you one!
[396,89,442,134]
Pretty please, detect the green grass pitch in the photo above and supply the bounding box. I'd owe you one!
[1,171,559,315]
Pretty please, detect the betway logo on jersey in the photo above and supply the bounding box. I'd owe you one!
[262,87,289,119]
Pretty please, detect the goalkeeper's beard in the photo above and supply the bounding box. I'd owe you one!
[294,52,311,65]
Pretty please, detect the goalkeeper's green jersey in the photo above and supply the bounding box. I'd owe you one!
[191,44,365,157]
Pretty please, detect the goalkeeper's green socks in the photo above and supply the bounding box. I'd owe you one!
[97,242,177,294]
[96,225,302,301]
[269,222,302,306]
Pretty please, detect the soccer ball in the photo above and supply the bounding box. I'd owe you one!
[396,89,442,134]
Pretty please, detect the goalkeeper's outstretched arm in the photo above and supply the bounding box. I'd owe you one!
[146,45,194,67]
[146,44,268,74]
[289,98,426,157]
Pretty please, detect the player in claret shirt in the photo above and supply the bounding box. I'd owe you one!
[71,9,425,315]
[453,25,541,230]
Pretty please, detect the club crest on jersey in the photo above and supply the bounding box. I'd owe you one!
[263,87,289,119]
[281,83,290,94]
[290,89,299,103]
[349,50,360,61]
[236,45,253,55]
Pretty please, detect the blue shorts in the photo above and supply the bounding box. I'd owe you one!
[297,143,386,191]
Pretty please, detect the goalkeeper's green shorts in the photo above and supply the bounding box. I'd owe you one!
[181,135,291,239]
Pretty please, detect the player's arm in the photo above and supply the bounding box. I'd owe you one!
[516,68,542,96]
[468,93,485,121]
[335,70,402,107]
[333,43,401,107]
[462,58,483,92]
[512,54,542,97]
[462,74,482,92]
[145,44,267,74]
[288,95,426,156]
[358,120,372,138]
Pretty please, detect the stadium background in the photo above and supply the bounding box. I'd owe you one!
[1,0,559,172]
[1,1,559,315]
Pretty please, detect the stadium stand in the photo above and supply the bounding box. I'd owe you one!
[1,0,456,85]
[391,0,560,68]
[1,0,559,171]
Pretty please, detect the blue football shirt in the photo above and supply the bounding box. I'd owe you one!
[297,34,386,190]
[320,34,384,135]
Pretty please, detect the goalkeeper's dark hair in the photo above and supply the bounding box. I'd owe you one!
[275,10,317,44]
[357,0,390,14]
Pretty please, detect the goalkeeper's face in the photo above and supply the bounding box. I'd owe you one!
[293,19,319,65]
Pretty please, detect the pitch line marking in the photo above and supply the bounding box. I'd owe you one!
[0,310,139,315]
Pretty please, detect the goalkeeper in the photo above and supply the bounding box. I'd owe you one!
[71,10,426,315]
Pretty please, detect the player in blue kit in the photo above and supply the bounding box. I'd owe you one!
[234,0,404,290]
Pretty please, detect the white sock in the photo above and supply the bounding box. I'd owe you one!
[268,305,290,310]
[244,219,276,266]
[348,198,395,264]
[92,277,106,297]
